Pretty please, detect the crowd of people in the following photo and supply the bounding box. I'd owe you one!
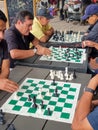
[0,1,98,129]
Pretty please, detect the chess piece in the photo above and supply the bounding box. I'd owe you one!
[50,70,55,80]
[64,67,68,77]
[54,88,58,97]
[40,100,44,109]
[51,79,56,85]
[32,96,37,108]
[28,95,31,101]
[73,69,77,79]
[47,108,51,115]
[0,109,5,125]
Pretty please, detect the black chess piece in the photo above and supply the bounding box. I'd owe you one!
[73,69,77,79]
[62,31,64,37]
[0,109,5,125]
[47,108,51,115]
[52,79,56,86]
[40,100,44,109]
[0,109,4,116]
[28,95,31,101]
[7,124,16,130]
[32,96,37,108]
[54,88,58,97]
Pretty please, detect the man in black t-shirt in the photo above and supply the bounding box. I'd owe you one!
[0,10,18,93]
[5,10,51,68]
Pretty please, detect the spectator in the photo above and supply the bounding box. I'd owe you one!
[31,8,54,43]
[80,0,92,25]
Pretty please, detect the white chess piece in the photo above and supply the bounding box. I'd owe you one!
[14,91,19,100]
[37,92,43,99]
[47,89,52,96]
[37,105,42,114]
[60,72,64,80]
[64,67,68,77]
[50,70,55,79]
[66,74,69,81]
[68,73,73,81]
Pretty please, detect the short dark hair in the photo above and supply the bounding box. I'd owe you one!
[0,10,7,22]
[13,10,34,24]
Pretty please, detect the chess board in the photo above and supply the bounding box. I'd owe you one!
[40,47,86,64]
[1,78,81,124]
[49,31,83,43]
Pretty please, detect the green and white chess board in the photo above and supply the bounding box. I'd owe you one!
[40,47,86,64]
[1,78,81,123]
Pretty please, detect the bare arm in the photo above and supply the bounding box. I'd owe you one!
[10,49,35,59]
[0,59,10,78]
[39,27,54,43]
[10,45,51,59]
[82,40,98,50]
[72,75,98,130]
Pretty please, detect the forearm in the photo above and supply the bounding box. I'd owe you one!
[74,93,93,122]
[0,70,9,78]
[45,28,54,37]
[94,42,98,50]
[32,38,40,47]
[73,75,98,125]
[10,49,35,59]
[0,60,10,78]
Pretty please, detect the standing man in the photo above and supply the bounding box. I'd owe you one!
[80,0,92,25]
[31,8,54,43]
[0,10,18,93]
[5,10,51,68]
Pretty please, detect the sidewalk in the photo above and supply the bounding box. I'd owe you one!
[0,0,88,32]
[50,16,89,32]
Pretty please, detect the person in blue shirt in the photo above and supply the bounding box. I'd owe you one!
[72,74,98,130]
[81,4,98,74]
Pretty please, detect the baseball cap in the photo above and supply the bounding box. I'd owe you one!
[37,8,53,19]
[82,4,98,20]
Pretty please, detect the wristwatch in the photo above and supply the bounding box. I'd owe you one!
[84,87,95,95]
[33,48,37,54]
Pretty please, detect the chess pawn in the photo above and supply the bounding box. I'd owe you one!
[37,92,43,99]
[60,73,64,80]
[57,71,62,79]
[73,70,77,79]
[66,74,69,81]
[50,70,55,80]
[68,73,73,81]
[47,89,52,96]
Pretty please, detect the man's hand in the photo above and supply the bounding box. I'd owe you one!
[82,40,97,48]
[89,57,98,70]
[45,30,53,36]
[36,45,51,55]
[0,78,19,93]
